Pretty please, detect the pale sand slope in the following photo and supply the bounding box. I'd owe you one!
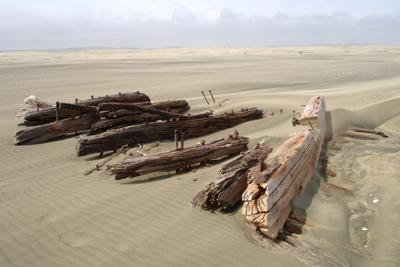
[0,46,399,267]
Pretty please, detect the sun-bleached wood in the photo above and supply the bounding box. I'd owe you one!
[242,96,326,239]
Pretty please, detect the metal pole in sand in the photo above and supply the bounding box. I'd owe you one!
[201,91,210,105]
[208,90,216,103]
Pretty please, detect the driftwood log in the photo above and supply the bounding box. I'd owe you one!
[192,143,271,212]
[77,108,263,156]
[109,134,249,180]
[15,113,97,145]
[242,96,326,239]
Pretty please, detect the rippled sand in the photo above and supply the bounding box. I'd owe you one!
[0,46,399,266]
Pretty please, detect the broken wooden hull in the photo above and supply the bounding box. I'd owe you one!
[110,136,249,180]
[76,108,263,156]
[242,96,326,239]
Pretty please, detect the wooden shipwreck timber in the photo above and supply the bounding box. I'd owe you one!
[15,95,191,145]
[91,100,190,132]
[14,91,343,265]
[76,108,263,156]
[20,92,150,126]
[110,133,249,180]
[242,96,326,239]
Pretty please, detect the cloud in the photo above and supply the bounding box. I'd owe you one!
[0,7,399,50]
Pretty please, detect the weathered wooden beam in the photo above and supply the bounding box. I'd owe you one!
[58,102,98,114]
[76,108,263,156]
[109,134,249,180]
[78,91,150,106]
[91,100,191,132]
[92,110,213,133]
[99,99,188,112]
[22,102,97,126]
[242,96,326,239]
[15,113,97,145]
[98,101,194,120]
[192,143,271,212]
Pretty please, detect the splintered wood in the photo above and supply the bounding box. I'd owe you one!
[109,134,249,180]
[242,96,326,239]
[192,143,271,212]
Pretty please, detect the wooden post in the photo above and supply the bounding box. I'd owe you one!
[208,90,216,103]
[55,102,60,122]
[75,98,78,104]
[201,91,210,105]
[174,129,179,150]
[180,131,185,150]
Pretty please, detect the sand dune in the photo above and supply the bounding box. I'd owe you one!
[0,46,400,267]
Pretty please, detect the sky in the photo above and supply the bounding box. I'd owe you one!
[0,0,399,50]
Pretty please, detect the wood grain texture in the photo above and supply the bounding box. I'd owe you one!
[109,135,249,180]
[242,96,326,239]
[192,143,271,212]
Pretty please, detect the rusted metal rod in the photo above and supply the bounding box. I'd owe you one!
[201,91,210,105]
[55,102,60,122]
[208,90,216,103]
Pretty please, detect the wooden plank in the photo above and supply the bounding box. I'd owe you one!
[109,135,249,180]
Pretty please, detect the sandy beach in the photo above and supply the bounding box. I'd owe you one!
[1,46,400,266]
